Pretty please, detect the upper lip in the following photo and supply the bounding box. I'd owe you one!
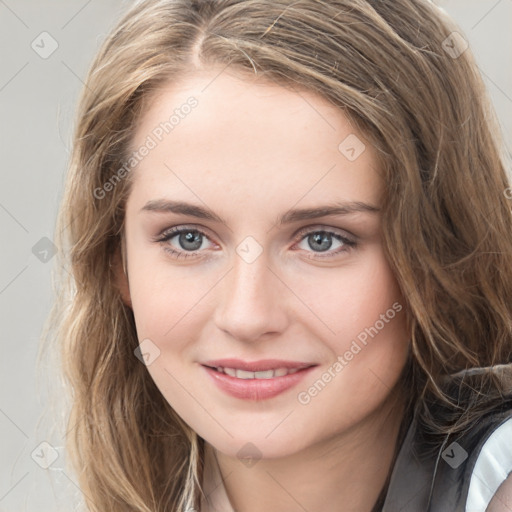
[201,358,317,372]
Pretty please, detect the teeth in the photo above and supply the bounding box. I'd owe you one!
[236,369,256,379]
[216,367,303,379]
[253,370,274,379]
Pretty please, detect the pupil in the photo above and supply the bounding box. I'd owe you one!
[180,231,202,251]
[309,232,332,252]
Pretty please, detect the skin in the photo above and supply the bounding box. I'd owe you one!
[116,67,411,512]
[487,474,512,511]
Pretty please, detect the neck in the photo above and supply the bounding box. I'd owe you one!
[200,392,408,512]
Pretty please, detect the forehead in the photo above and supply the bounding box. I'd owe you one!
[127,68,383,215]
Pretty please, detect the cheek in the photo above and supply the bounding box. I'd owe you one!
[295,250,409,406]
[289,247,406,351]
[127,271,213,423]
[335,255,409,380]
[341,258,406,349]
[127,246,213,343]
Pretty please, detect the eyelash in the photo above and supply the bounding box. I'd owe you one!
[154,225,357,261]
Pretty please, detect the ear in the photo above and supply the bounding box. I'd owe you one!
[111,238,132,309]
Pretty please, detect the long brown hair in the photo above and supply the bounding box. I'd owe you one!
[39,0,512,510]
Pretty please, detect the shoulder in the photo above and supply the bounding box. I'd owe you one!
[467,416,512,512]
[428,402,512,512]
[485,473,512,512]
[381,365,512,512]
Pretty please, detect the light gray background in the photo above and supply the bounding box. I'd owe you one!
[1,1,511,510]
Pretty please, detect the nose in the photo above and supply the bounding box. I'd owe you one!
[213,249,289,343]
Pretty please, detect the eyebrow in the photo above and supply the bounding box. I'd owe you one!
[140,199,380,225]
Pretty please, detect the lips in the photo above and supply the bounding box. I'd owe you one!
[200,359,317,400]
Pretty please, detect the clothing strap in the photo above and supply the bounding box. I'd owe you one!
[381,365,512,512]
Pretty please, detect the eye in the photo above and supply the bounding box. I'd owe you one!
[154,226,215,260]
[293,227,357,259]
[154,225,357,261]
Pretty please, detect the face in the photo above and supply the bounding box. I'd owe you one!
[120,67,410,459]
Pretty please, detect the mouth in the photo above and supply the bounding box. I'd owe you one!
[201,358,316,378]
[200,359,318,400]
[203,365,307,379]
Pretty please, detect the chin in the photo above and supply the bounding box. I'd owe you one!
[201,425,315,462]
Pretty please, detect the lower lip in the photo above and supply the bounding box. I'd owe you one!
[201,365,316,400]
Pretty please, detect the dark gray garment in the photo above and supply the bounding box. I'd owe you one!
[381,367,512,512]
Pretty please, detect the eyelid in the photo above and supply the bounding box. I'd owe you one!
[153,224,216,243]
[292,224,356,243]
[154,223,356,243]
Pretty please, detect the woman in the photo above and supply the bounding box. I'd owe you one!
[42,0,512,510]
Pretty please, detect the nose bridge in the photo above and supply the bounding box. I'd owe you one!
[213,246,287,341]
